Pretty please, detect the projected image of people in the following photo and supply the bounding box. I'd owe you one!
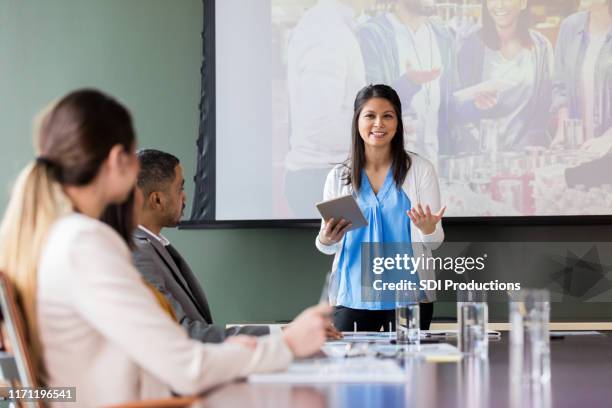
[547,0,612,205]
[445,0,554,216]
[452,0,553,153]
[263,0,612,220]
[356,0,456,169]
[283,0,372,218]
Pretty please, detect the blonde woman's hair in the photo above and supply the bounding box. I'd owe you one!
[0,89,135,382]
[0,162,72,380]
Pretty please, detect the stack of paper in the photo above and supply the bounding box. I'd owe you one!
[249,357,405,383]
[249,344,464,384]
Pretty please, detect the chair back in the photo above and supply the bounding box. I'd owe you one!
[0,271,41,407]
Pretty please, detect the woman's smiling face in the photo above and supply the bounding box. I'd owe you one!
[358,97,398,149]
[486,0,527,30]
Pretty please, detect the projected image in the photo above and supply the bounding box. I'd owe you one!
[268,0,612,219]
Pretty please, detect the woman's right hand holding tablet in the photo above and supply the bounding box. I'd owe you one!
[318,218,352,246]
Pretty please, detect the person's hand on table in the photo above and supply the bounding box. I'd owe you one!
[318,218,351,246]
[282,304,331,358]
[224,335,258,350]
[407,204,446,235]
[325,323,343,340]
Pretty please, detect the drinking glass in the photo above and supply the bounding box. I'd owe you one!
[396,289,420,345]
[457,290,488,357]
[509,289,551,384]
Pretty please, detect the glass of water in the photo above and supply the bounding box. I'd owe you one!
[509,289,551,384]
[457,290,488,357]
[319,271,338,306]
[396,289,420,345]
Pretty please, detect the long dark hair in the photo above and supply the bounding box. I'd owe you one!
[100,188,137,249]
[481,0,533,50]
[343,84,411,192]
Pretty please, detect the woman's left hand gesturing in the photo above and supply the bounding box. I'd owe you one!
[407,204,446,235]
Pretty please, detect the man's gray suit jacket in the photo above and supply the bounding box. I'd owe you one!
[132,227,269,342]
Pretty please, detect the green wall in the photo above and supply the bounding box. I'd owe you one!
[0,0,333,326]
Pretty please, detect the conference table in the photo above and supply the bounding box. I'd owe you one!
[192,332,612,408]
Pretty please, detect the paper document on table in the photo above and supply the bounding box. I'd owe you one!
[371,343,462,358]
[339,330,501,342]
[340,331,394,342]
[248,357,405,384]
[322,342,461,362]
[550,331,602,336]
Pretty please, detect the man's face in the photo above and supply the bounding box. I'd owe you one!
[160,164,186,228]
[401,0,435,15]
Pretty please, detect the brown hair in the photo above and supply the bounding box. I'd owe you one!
[36,89,135,185]
[0,89,135,382]
[100,188,138,249]
[343,84,411,191]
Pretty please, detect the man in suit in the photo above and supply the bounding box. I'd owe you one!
[133,149,270,342]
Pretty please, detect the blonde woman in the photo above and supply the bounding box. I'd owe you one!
[0,89,329,407]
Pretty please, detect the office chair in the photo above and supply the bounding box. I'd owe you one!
[0,272,196,408]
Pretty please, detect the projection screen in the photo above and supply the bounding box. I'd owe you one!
[189,0,612,224]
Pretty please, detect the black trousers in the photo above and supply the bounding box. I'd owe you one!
[333,303,434,332]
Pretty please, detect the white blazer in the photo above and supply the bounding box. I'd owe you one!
[315,152,445,302]
[38,213,293,407]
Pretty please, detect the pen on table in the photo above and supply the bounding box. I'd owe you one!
[390,338,441,344]
[428,332,450,337]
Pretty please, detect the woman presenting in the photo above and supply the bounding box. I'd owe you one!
[316,84,445,332]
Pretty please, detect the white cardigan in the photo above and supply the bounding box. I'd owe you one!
[38,213,293,407]
[316,152,445,302]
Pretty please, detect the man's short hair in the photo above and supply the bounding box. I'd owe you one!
[137,149,180,197]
